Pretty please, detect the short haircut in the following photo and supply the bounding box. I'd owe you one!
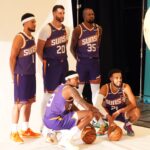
[52,5,64,12]
[108,68,122,78]
[82,8,94,18]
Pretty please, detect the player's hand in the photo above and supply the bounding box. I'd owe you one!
[112,110,121,120]
[107,114,114,125]
[94,111,103,121]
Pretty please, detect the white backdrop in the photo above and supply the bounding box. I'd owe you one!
[0,0,75,141]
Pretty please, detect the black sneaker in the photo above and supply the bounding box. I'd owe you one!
[124,124,135,136]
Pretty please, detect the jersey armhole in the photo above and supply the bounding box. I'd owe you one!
[78,25,82,39]
[18,33,25,49]
[104,84,109,98]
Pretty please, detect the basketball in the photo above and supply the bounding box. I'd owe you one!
[81,124,96,144]
[107,124,123,141]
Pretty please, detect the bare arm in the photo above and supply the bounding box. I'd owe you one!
[97,25,103,48]
[119,84,137,113]
[70,26,81,59]
[9,35,23,80]
[62,85,92,110]
[37,39,46,62]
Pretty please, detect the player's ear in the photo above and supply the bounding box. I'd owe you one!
[110,76,113,82]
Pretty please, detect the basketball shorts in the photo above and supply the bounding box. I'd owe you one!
[43,111,77,130]
[77,58,100,82]
[14,74,36,104]
[43,59,68,92]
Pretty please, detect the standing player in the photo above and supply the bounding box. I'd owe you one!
[43,70,102,150]
[9,13,40,143]
[37,5,69,139]
[70,8,102,104]
[95,69,140,136]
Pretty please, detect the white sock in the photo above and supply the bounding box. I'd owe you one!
[40,92,52,129]
[77,84,84,97]
[21,122,28,131]
[124,113,132,125]
[11,123,18,133]
[61,126,80,141]
[90,84,100,104]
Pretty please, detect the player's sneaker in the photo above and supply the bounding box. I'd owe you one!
[59,138,79,150]
[97,122,109,136]
[46,132,58,144]
[92,121,100,128]
[124,124,135,136]
[19,128,41,138]
[10,132,24,144]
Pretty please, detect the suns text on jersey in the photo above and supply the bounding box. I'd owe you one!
[23,45,36,56]
[105,98,123,106]
[81,35,97,45]
[51,35,67,46]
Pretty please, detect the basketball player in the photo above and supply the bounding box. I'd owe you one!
[9,13,40,143]
[70,8,102,104]
[37,5,69,137]
[95,69,140,136]
[43,70,102,150]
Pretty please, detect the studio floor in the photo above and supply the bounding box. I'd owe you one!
[0,52,149,150]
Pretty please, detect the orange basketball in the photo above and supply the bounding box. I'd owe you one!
[81,124,96,144]
[108,124,123,141]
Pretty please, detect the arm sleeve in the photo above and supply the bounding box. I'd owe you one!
[65,26,70,41]
[38,24,51,41]
[93,91,108,117]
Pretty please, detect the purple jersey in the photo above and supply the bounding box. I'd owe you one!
[104,83,127,114]
[44,84,74,119]
[15,32,36,75]
[43,23,67,60]
[76,23,100,58]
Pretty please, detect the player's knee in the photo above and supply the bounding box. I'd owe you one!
[128,107,141,123]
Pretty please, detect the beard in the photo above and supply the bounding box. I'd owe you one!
[113,82,122,88]
[56,16,64,22]
[28,27,35,32]
[87,19,94,24]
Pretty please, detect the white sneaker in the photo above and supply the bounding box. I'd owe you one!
[41,126,49,137]
[46,132,58,144]
[59,139,79,150]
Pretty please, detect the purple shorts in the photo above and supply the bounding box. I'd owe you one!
[77,58,100,82]
[14,74,36,104]
[108,109,126,122]
[43,111,77,130]
[43,59,68,92]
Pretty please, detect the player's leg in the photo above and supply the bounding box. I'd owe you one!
[89,59,100,105]
[114,110,135,136]
[18,75,40,138]
[59,110,93,150]
[76,59,87,97]
[123,107,141,136]
[42,60,67,142]
[126,107,141,123]
[10,74,24,143]
[10,103,24,143]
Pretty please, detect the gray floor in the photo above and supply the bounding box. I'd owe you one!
[134,101,150,128]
